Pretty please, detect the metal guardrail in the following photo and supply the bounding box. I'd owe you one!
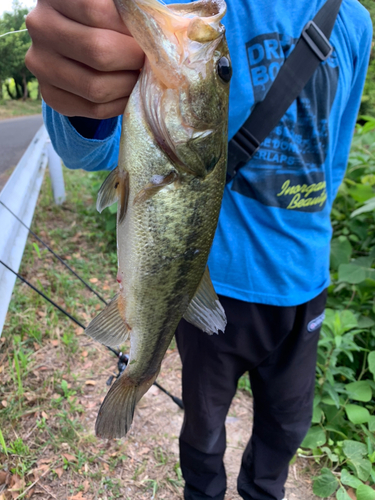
[0,125,65,336]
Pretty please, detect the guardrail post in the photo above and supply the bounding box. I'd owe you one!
[47,140,65,205]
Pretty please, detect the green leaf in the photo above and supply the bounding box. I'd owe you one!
[353,256,374,268]
[358,316,375,329]
[356,484,375,500]
[312,406,323,424]
[342,440,367,461]
[345,404,371,424]
[339,264,367,284]
[345,381,372,402]
[32,242,41,258]
[352,459,372,482]
[0,428,8,456]
[336,486,354,500]
[321,396,338,406]
[351,196,375,217]
[301,426,326,449]
[330,237,353,270]
[313,469,339,498]
[368,416,375,433]
[340,468,363,489]
[61,379,68,396]
[368,352,375,378]
[341,310,359,332]
[348,184,374,204]
[321,446,339,462]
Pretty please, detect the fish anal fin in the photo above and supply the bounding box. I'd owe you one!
[95,371,159,438]
[134,171,179,205]
[96,166,120,213]
[183,267,227,335]
[85,293,129,348]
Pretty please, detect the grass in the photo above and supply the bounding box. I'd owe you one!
[0,98,42,120]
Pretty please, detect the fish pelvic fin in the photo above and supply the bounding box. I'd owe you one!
[95,371,158,439]
[183,267,227,335]
[96,167,130,223]
[85,294,129,347]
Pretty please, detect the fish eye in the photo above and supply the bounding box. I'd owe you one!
[217,56,232,83]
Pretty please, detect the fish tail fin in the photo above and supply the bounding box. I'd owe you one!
[85,294,129,347]
[95,371,158,439]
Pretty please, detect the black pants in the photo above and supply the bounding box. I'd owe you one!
[175,290,327,500]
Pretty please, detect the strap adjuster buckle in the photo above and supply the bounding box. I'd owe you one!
[232,128,260,161]
[302,20,333,61]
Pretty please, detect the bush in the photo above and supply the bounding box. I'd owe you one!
[302,117,375,500]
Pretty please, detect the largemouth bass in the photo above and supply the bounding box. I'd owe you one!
[85,0,231,438]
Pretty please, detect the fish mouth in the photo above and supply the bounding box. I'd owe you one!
[114,0,227,87]
[138,0,227,31]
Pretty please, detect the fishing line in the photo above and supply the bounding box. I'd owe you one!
[0,260,184,409]
[0,201,108,305]
[0,29,29,38]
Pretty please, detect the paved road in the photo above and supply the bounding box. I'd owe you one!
[0,114,44,176]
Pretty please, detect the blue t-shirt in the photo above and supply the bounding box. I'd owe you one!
[43,0,373,306]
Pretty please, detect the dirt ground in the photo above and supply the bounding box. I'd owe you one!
[0,334,325,500]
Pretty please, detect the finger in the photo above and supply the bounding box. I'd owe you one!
[41,82,128,119]
[42,0,131,34]
[27,5,144,72]
[26,46,139,104]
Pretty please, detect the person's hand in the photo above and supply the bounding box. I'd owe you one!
[25,0,145,119]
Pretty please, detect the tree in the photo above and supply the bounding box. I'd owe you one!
[0,2,33,100]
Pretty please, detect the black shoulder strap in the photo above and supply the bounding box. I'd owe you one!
[226,0,342,182]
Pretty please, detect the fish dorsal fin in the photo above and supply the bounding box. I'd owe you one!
[85,294,129,348]
[96,167,130,224]
[183,267,226,335]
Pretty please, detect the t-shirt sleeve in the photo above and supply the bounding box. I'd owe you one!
[330,14,373,198]
[42,101,121,172]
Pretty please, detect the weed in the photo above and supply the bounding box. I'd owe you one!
[143,478,159,498]
[237,372,252,395]
[0,428,8,456]
[132,460,147,480]
[154,446,167,466]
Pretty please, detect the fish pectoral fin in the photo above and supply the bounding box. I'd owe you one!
[96,167,130,223]
[85,294,129,348]
[95,371,159,438]
[133,171,179,204]
[96,166,120,213]
[183,267,227,335]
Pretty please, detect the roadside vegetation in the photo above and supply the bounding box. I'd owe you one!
[301,118,375,500]
[0,4,41,119]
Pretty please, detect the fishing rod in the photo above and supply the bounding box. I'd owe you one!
[0,207,184,409]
